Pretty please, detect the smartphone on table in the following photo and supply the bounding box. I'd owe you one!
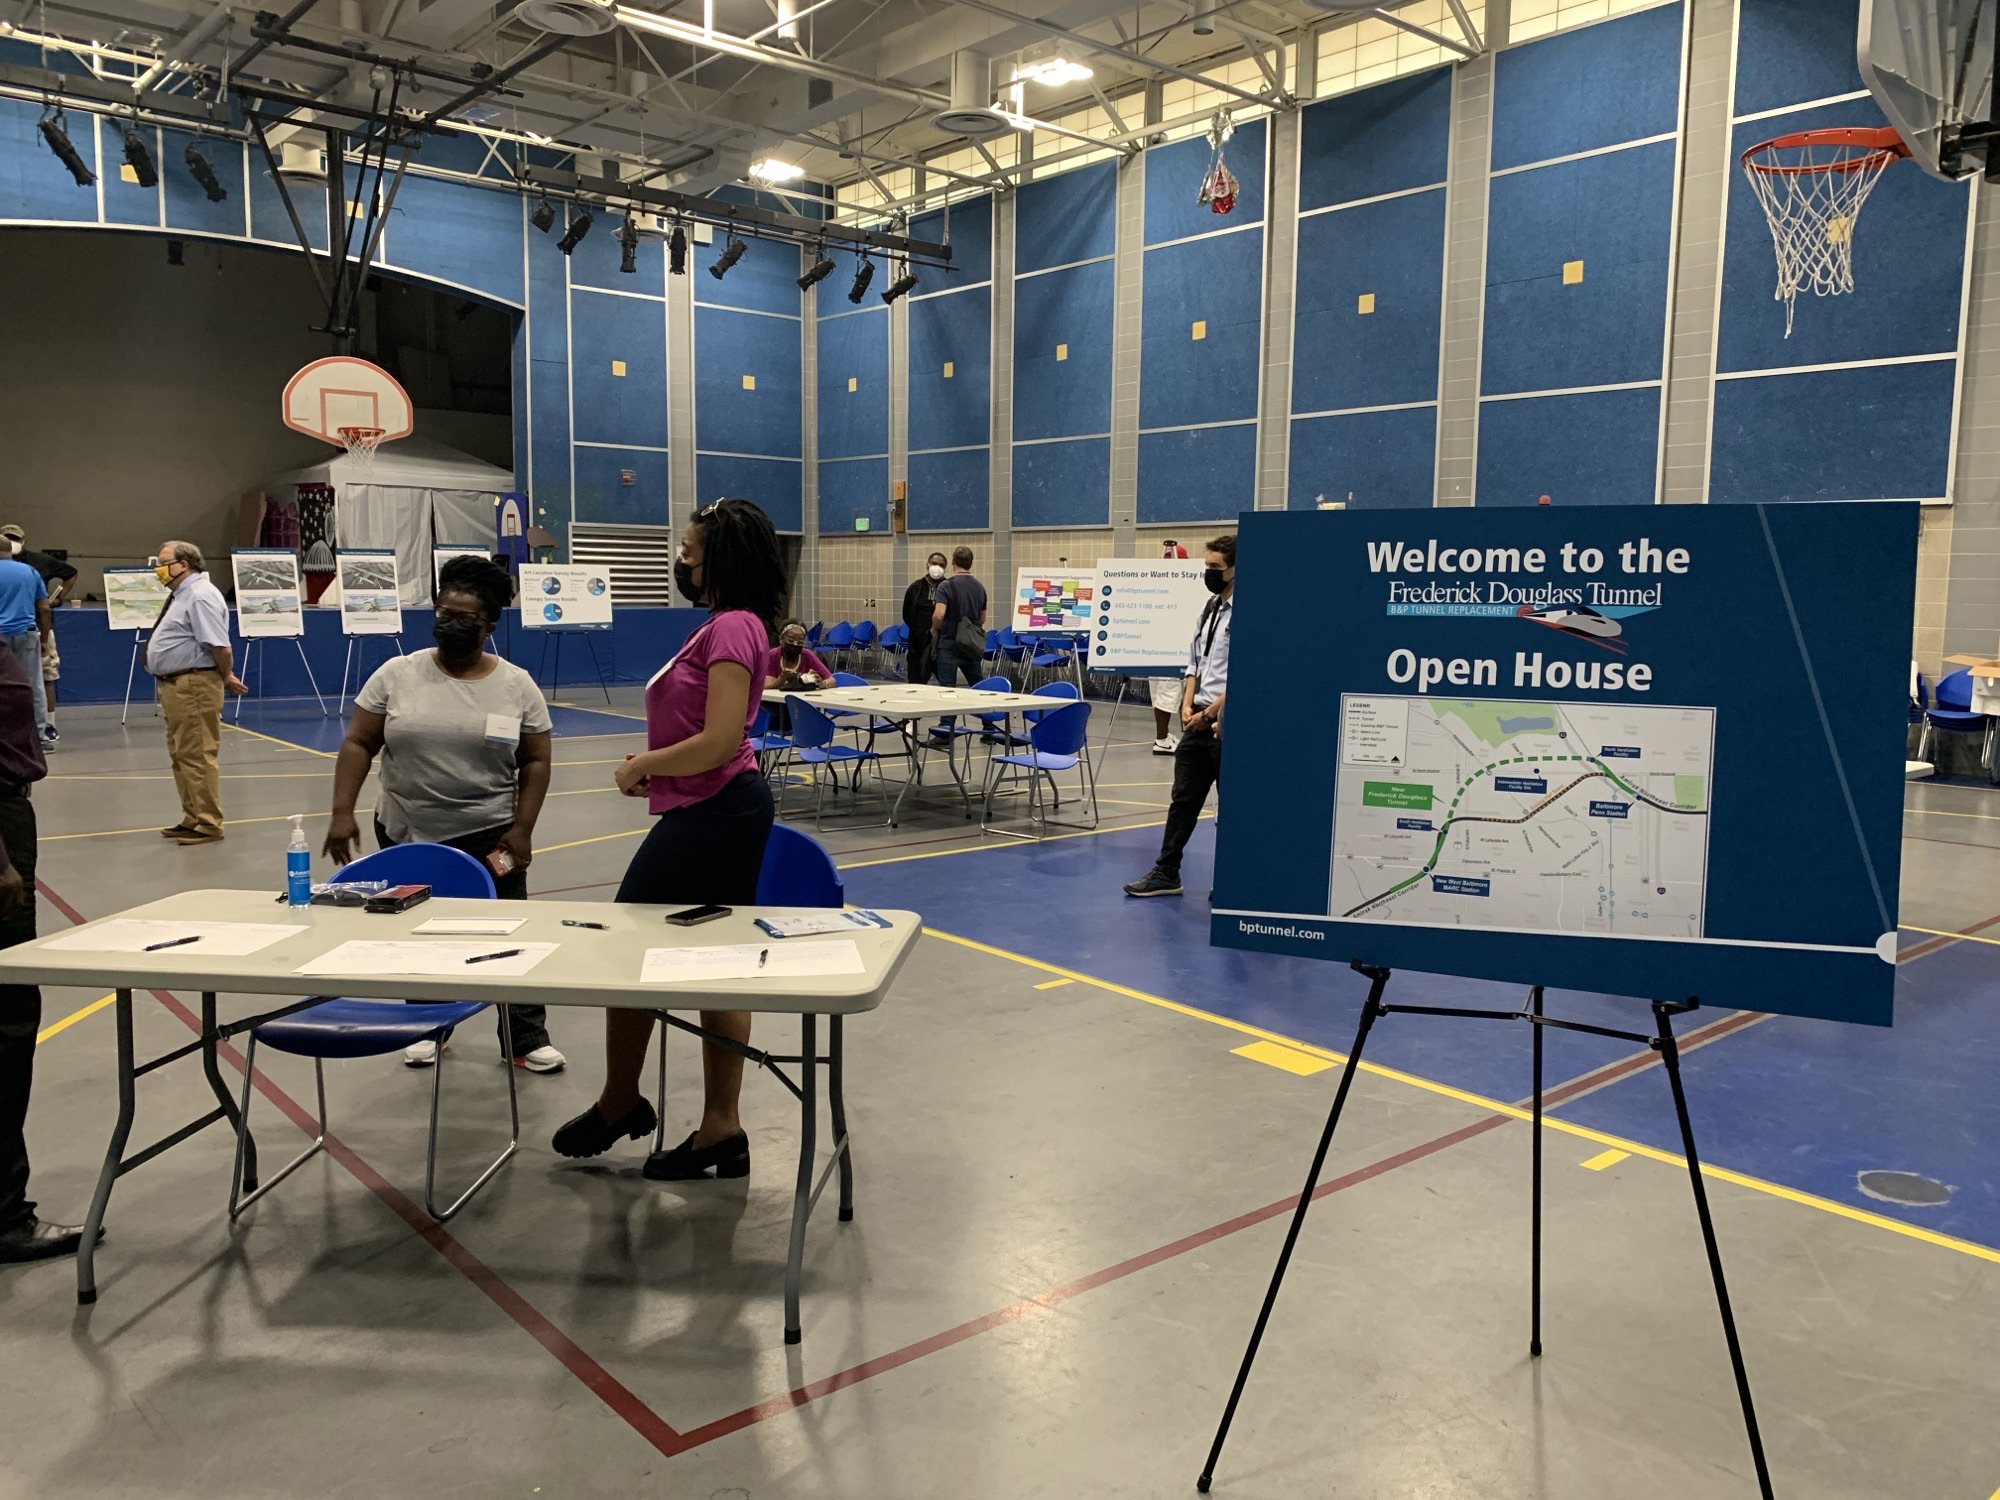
[664,904,731,927]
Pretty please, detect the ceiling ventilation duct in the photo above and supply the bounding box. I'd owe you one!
[272,138,328,186]
[514,0,616,36]
[930,51,1008,137]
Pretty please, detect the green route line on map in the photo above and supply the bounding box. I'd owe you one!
[1341,752,1706,920]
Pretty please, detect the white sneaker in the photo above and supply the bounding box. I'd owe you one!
[403,1039,442,1067]
[514,1044,566,1074]
[1152,737,1175,755]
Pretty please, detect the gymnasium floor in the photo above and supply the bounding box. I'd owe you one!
[2,690,1997,1499]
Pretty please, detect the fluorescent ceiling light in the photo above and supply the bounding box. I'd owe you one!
[750,159,806,182]
[1012,57,1093,87]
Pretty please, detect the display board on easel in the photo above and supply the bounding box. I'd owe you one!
[229,548,327,719]
[519,564,613,703]
[336,551,401,635]
[432,543,490,591]
[1090,558,1207,670]
[1010,568,1096,634]
[104,567,170,726]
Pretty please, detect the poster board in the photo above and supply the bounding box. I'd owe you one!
[103,567,170,631]
[1091,558,1208,671]
[1012,568,1097,634]
[432,543,490,593]
[520,564,613,630]
[231,549,305,639]
[336,550,402,636]
[1211,503,1917,1027]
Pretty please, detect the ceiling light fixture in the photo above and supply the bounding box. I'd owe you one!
[710,230,746,279]
[618,216,639,273]
[531,195,556,232]
[120,122,158,188]
[750,158,806,183]
[668,221,688,275]
[880,262,919,303]
[797,246,837,291]
[556,208,593,254]
[847,254,874,303]
[183,141,227,202]
[1011,55,1093,87]
[38,109,94,186]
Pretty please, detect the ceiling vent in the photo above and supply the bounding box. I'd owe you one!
[514,0,616,36]
[930,50,1009,138]
[271,139,327,186]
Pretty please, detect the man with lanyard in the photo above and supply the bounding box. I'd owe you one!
[145,541,246,845]
[1125,534,1234,898]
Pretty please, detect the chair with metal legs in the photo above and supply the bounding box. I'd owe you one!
[980,700,1099,840]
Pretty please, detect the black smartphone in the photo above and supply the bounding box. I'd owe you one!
[664,904,732,927]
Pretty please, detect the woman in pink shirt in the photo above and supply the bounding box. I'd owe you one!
[553,499,785,1180]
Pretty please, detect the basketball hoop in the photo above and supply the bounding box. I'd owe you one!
[1741,126,1909,337]
[338,425,386,476]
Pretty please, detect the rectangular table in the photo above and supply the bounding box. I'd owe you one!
[0,889,920,1341]
[763,683,1065,824]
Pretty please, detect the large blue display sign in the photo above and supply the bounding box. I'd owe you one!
[1212,503,1917,1026]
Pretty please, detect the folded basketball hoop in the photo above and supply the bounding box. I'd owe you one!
[1741,126,1909,337]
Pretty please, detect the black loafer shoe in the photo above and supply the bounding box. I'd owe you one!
[642,1130,750,1181]
[551,1097,658,1158]
[0,1218,101,1264]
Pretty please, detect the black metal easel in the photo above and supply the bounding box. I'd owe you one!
[1196,960,1774,1499]
[533,628,612,705]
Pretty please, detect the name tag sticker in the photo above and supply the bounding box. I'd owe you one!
[484,713,521,745]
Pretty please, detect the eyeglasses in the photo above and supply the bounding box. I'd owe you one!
[435,607,489,627]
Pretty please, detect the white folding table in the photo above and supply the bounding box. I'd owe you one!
[0,889,920,1342]
[764,683,1062,823]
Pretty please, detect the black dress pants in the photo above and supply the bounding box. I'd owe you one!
[0,792,40,1231]
[1154,724,1221,878]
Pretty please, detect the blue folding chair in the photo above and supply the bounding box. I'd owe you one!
[823,622,854,671]
[806,622,825,649]
[1921,667,1994,775]
[851,620,878,673]
[748,704,791,774]
[227,843,517,1224]
[981,700,1099,839]
[983,679,1077,749]
[1026,635,1076,691]
[782,696,891,826]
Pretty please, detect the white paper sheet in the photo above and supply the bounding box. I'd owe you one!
[640,940,866,984]
[410,918,528,936]
[296,940,559,978]
[42,920,301,956]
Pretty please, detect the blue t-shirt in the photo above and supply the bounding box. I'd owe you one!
[0,559,46,637]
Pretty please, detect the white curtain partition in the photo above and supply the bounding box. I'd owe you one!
[262,439,514,607]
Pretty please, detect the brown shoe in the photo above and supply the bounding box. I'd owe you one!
[159,824,195,838]
[175,830,225,846]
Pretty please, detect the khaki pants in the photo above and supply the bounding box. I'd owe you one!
[158,670,225,836]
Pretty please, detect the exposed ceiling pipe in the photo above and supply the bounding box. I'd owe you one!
[611,3,948,107]
[943,0,1272,107]
[1364,6,1476,58]
[421,32,571,126]
[129,0,232,93]
[775,0,798,45]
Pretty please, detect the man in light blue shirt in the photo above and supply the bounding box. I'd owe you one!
[0,553,51,750]
[144,541,245,844]
[1126,534,1234,898]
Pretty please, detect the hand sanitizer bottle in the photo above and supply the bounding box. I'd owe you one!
[286,814,312,906]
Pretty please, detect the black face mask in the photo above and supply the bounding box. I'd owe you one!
[1203,567,1229,595]
[674,559,703,605]
[433,617,486,657]
[781,641,803,659]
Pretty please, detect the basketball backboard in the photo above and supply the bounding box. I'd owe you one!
[282,357,414,446]
[1859,0,1997,182]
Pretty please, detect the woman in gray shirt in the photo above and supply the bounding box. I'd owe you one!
[323,555,563,1073]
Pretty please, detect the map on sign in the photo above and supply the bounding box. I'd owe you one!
[1330,695,1715,939]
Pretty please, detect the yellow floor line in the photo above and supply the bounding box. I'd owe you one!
[1905,804,2000,822]
[222,723,338,759]
[837,812,1206,870]
[551,700,649,722]
[44,807,367,842]
[923,927,2000,1268]
[1900,924,2000,949]
[538,828,648,855]
[1233,1039,1336,1077]
[1581,1148,1630,1171]
[1033,978,1074,990]
[45,771,331,782]
[37,992,115,1043]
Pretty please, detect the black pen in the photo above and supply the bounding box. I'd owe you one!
[145,935,200,952]
[561,920,608,930]
[465,949,523,964]
[757,948,768,969]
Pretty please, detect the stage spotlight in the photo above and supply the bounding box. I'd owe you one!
[618,216,639,274]
[183,141,228,202]
[880,264,918,303]
[847,254,874,303]
[556,208,592,255]
[668,222,688,275]
[531,195,555,233]
[797,247,837,291]
[709,230,745,279]
[38,110,94,187]
[120,123,157,188]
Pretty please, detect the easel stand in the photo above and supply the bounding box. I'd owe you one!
[1197,963,1774,1499]
[534,629,612,705]
[230,637,329,721]
[338,633,405,708]
[120,630,154,727]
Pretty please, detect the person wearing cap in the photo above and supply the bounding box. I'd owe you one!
[1,527,76,743]
[0,540,51,755]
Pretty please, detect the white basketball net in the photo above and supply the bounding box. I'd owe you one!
[338,425,385,477]
[1742,131,1904,337]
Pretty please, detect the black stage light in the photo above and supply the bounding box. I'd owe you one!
[121,123,157,188]
[184,141,228,202]
[797,248,837,291]
[556,208,593,255]
[880,266,918,303]
[38,111,94,187]
[531,195,555,233]
[618,216,639,274]
[668,222,688,275]
[847,254,874,303]
[709,230,746,279]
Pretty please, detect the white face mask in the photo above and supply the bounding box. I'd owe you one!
[927,564,945,581]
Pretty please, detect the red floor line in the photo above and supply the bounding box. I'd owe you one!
[35,876,688,1459]
[672,1111,1512,1452]
[1900,906,2000,963]
[1537,1009,1767,1110]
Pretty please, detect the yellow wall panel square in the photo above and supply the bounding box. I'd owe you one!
[742,374,756,390]
[942,361,954,379]
[1563,259,1585,285]
[848,376,858,392]
[1191,320,1207,341]
[1055,343,1069,362]
[611,360,627,377]
[1357,293,1376,315]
